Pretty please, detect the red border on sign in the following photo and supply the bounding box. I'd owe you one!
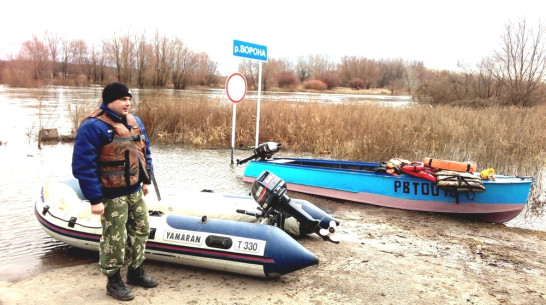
[225,72,247,104]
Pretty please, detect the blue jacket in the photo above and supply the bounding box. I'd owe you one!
[72,104,153,204]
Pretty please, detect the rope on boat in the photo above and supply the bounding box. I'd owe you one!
[41,205,102,229]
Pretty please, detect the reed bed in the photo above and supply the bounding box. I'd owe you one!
[136,95,546,214]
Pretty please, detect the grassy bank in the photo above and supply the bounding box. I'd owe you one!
[136,95,546,213]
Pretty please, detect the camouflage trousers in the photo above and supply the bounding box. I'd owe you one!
[99,189,150,277]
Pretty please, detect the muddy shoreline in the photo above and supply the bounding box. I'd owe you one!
[1,195,545,304]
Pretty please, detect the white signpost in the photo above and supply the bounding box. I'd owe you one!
[233,40,268,148]
[225,72,247,164]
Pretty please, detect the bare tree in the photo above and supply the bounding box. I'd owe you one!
[103,34,122,80]
[60,38,72,78]
[338,56,359,86]
[294,55,311,82]
[119,34,135,83]
[403,61,425,94]
[338,56,381,88]
[103,33,135,83]
[19,35,49,81]
[170,38,195,89]
[87,44,103,83]
[45,31,61,78]
[69,39,89,80]
[151,31,171,87]
[473,58,499,99]
[239,59,258,90]
[308,54,335,79]
[260,58,291,90]
[135,32,151,88]
[193,52,218,86]
[492,19,546,106]
[380,58,406,94]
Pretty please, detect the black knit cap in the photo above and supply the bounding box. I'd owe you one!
[102,82,132,105]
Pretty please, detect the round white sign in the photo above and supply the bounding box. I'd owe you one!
[225,73,247,104]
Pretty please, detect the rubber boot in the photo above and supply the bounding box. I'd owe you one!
[127,265,158,288]
[106,269,135,301]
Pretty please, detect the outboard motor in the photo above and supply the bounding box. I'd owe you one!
[236,142,282,165]
[250,171,339,243]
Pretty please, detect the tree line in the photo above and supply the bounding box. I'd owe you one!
[0,29,425,94]
[242,19,546,107]
[415,19,546,107]
[1,30,219,89]
[1,19,545,107]
[239,55,427,95]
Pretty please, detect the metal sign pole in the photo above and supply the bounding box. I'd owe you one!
[231,103,237,164]
[255,61,262,148]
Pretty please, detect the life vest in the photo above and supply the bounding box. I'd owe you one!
[375,158,412,176]
[435,170,485,203]
[86,109,150,189]
[435,170,485,193]
[423,157,477,173]
[400,162,437,182]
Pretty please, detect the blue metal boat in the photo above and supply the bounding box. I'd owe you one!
[242,155,534,223]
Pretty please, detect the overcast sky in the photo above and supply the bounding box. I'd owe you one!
[1,0,544,75]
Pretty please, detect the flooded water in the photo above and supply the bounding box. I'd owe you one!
[137,87,414,106]
[0,85,542,282]
[0,141,259,282]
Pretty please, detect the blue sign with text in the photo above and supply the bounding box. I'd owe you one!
[233,40,268,62]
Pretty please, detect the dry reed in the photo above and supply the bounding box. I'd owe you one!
[136,96,546,213]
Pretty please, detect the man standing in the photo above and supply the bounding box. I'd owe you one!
[72,82,158,301]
